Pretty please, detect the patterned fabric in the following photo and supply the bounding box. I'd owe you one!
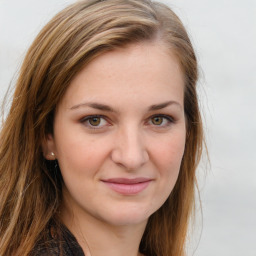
[31,223,85,256]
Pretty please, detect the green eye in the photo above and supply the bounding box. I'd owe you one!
[88,117,101,126]
[151,116,163,125]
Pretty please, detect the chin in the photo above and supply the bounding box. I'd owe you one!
[106,215,148,227]
[98,204,154,227]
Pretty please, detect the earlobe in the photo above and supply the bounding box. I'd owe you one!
[42,134,57,160]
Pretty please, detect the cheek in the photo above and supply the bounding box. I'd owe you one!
[146,131,186,213]
[151,131,186,178]
[54,131,110,178]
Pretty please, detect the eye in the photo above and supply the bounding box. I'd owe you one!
[81,115,109,129]
[151,116,164,125]
[149,115,174,127]
[88,117,101,126]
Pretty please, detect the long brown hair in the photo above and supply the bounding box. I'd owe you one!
[0,0,203,255]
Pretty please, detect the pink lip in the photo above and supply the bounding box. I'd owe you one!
[102,178,152,195]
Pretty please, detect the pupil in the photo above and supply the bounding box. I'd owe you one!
[152,117,163,125]
[89,117,100,126]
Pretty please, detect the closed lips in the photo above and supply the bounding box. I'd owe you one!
[101,178,152,195]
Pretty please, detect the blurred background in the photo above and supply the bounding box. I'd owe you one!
[0,0,255,255]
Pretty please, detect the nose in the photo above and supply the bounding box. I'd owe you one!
[111,126,149,171]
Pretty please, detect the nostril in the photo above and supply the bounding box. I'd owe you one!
[110,130,149,169]
[111,146,149,170]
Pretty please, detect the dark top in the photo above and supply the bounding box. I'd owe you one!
[32,223,85,256]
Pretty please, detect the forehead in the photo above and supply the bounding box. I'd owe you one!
[60,41,184,110]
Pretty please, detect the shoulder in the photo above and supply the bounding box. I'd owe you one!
[30,226,60,256]
[31,223,84,256]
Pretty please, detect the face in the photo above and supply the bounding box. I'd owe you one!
[44,42,186,227]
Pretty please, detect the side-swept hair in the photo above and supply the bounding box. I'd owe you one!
[0,1,203,255]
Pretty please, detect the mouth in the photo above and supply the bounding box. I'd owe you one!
[101,178,152,195]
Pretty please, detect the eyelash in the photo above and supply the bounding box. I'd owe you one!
[148,114,175,127]
[80,115,109,129]
[80,114,175,130]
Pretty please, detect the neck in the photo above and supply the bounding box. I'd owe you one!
[61,205,147,256]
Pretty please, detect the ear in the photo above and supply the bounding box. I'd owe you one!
[42,134,57,160]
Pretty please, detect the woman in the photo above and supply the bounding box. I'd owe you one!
[0,0,203,255]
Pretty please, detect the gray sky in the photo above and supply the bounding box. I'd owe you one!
[1,0,256,255]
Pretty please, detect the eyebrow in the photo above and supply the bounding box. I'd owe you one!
[148,101,182,111]
[70,102,114,111]
[70,100,182,111]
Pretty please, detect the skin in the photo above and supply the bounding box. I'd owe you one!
[44,41,186,256]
